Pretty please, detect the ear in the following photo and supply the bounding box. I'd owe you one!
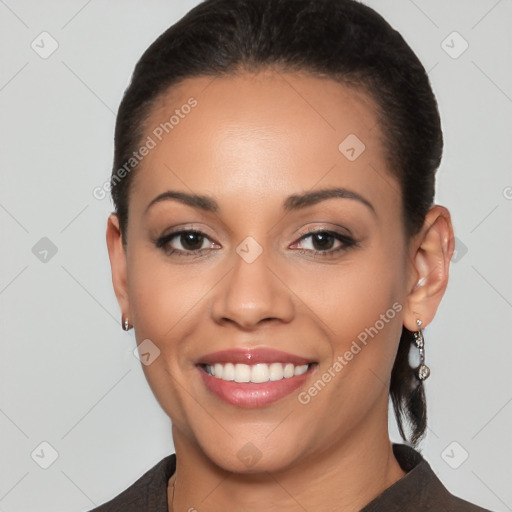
[106,214,131,324]
[402,205,455,331]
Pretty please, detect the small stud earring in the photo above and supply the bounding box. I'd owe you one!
[122,316,130,331]
[413,319,430,381]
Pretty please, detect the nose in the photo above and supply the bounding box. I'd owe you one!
[210,246,295,330]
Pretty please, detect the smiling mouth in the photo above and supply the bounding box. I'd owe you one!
[196,348,317,407]
[201,362,313,383]
[198,361,317,408]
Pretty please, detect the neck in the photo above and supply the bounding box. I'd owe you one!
[168,404,406,512]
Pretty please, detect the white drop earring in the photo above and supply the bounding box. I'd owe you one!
[413,319,430,381]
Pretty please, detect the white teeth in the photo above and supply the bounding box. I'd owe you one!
[214,363,223,378]
[294,364,308,376]
[205,362,310,383]
[283,363,294,378]
[269,362,284,381]
[223,362,235,381]
[251,363,270,383]
[234,363,251,383]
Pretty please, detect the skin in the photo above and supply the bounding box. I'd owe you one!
[106,69,455,512]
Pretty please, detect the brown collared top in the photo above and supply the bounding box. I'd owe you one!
[88,444,493,511]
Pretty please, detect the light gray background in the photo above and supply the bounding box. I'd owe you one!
[1,1,511,511]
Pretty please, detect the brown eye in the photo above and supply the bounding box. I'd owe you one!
[292,229,357,257]
[155,229,220,257]
[179,232,205,251]
[309,232,336,251]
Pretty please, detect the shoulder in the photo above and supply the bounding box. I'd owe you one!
[86,454,176,512]
[362,444,493,512]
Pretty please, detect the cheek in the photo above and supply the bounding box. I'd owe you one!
[289,235,407,405]
[127,244,207,340]
[290,250,406,435]
[125,252,205,431]
[125,245,226,412]
[126,248,187,370]
[289,240,406,343]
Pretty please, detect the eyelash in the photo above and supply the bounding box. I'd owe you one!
[155,228,357,259]
[292,227,357,257]
[155,229,217,258]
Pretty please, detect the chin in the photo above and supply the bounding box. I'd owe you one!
[189,422,312,475]
[205,442,302,475]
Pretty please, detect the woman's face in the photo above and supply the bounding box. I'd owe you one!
[114,71,418,472]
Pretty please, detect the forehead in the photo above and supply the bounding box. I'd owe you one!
[130,70,398,217]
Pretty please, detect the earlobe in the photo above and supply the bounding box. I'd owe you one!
[106,214,131,321]
[403,205,455,332]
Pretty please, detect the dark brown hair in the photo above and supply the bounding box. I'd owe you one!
[111,0,443,446]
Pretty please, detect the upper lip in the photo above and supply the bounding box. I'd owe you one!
[197,348,313,366]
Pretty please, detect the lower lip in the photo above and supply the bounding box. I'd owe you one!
[198,366,313,408]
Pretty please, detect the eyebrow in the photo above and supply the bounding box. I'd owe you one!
[145,187,376,216]
[145,190,219,213]
[283,187,375,215]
